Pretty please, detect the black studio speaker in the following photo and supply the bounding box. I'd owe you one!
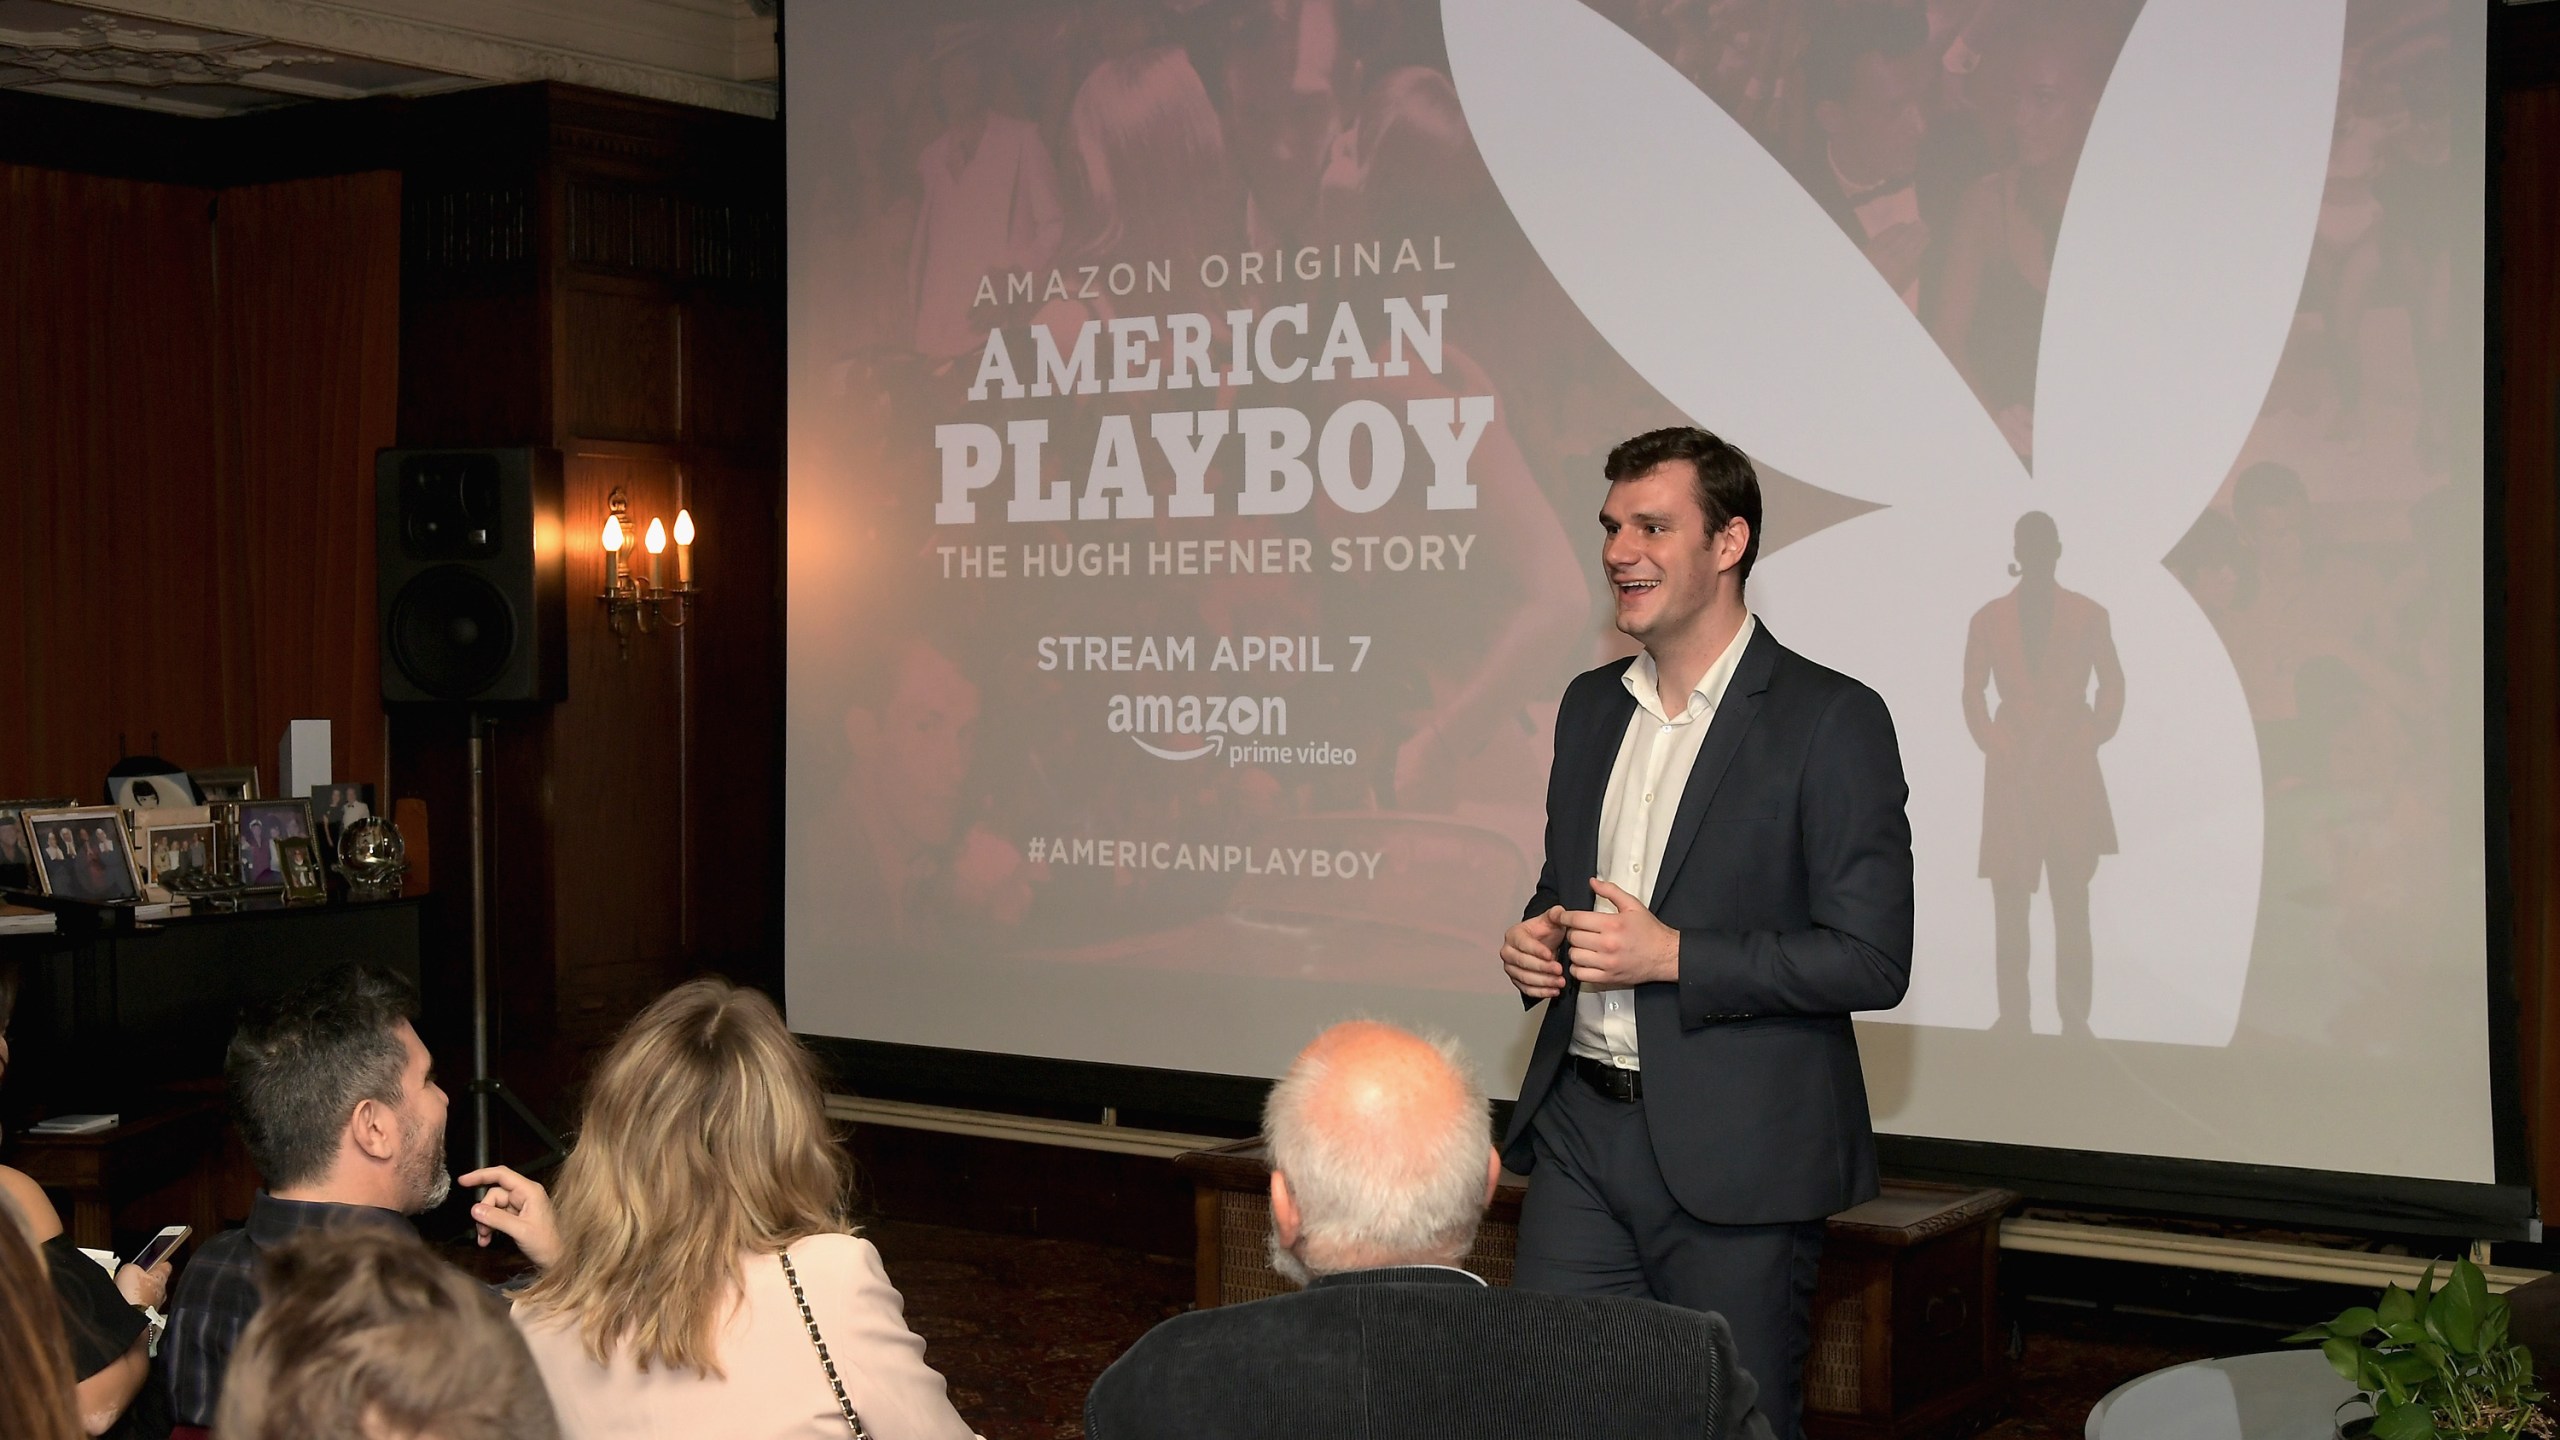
[376,448,566,705]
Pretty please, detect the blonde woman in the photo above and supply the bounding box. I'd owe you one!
[462,979,976,1440]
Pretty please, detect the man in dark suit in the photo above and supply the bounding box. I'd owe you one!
[1085,1020,1772,1440]
[1498,426,1914,1440]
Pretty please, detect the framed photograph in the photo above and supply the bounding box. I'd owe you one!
[109,772,197,811]
[23,806,143,905]
[190,766,260,803]
[226,798,314,888]
[139,807,218,887]
[276,836,326,904]
[0,799,79,873]
[310,782,377,854]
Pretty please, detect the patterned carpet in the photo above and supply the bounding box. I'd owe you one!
[864,1219,1194,1439]
[861,1218,2252,1440]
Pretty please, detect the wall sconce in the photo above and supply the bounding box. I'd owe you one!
[598,485,698,656]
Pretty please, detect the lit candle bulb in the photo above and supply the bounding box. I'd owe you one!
[673,508,695,585]
[601,514,623,587]
[644,516,666,588]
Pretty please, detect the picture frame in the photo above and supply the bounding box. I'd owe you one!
[189,766,260,803]
[109,772,197,811]
[309,782,377,855]
[276,836,326,905]
[22,806,144,906]
[0,798,79,876]
[224,798,315,889]
[139,807,219,888]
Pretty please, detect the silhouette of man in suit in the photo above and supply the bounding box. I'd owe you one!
[1964,511,2123,1034]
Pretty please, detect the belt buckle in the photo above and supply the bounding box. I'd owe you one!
[1579,1055,1640,1102]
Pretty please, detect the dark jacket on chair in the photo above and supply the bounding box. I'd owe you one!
[1083,1266,1775,1440]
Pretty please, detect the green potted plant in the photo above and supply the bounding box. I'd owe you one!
[2290,1258,2552,1439]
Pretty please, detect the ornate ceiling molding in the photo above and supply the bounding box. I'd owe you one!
[1,13,343,93]
[78,0,777,117]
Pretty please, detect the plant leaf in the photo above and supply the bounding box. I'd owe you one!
[2323,1337,2370,1383]
[2374,1401,2440,1440]
[2382,1287,2421,1328]
[2331,1307,2381,1338]
[2434,1261,2487,1353]
[2381,1350,2435,1386]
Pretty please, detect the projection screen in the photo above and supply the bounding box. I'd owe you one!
[786,0,2499,1199]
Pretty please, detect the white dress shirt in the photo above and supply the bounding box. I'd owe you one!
[1570,615,1758,1069]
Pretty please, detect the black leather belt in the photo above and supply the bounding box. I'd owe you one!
[1572,1053,1643,1102]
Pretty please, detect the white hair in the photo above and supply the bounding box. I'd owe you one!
[1263,1024,1490,1279]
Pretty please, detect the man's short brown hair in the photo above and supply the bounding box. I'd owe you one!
[216,1227,558,1440]
[1604,426,1763,584]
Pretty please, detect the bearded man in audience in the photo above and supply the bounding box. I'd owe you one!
[1085,1020,1772,1440]
[164,963,451,1429]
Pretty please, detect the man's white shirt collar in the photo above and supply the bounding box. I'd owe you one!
[1388,1264,1488,1284]
[1624,613,1757,724]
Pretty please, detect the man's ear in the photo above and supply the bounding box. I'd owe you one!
[1717,517,1752,576]
[1483,1146,1502,1206]
[348,1096,400,1164]
[1269,1169,1302,1249]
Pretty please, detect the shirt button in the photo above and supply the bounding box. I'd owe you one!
[1644,792,1653,803]
[1631,861,1642,874]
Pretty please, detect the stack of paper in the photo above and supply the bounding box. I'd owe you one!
[27,1114,118,1136]
[0,905,55,935]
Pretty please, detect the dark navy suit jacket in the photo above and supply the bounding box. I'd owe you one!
[1500,623,1915,1224]
[1084,1266,1773,1440]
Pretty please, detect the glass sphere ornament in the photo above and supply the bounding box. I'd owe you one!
[336,816,408,901]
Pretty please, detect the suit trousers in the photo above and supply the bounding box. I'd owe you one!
[1513,1066,1826,1440]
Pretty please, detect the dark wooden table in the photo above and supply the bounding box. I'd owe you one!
[0,899,421,1254]
[5,1091,228,1251]
[1,898,421,1120]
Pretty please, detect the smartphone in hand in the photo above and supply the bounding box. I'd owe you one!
[130,1224,189,1271]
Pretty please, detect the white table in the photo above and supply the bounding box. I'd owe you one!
[2087,1349,2363,1439]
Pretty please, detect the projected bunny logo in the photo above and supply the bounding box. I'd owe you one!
[1447,0,2345,1043]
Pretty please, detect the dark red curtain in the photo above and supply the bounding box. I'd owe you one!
[0,164,397,802]
[217,172,402,797]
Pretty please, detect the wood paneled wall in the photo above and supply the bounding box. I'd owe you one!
[2495,6,2560,1217]
[386,86,784,1130]
[0,81,780,1143]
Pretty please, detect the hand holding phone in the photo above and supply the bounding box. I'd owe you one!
[131,1224,189,1272]
[117,1225,187,1309]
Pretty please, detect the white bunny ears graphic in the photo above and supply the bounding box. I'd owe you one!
[1447,0,2344,1042]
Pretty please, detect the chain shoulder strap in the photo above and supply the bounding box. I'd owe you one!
[779,1250,872,1440]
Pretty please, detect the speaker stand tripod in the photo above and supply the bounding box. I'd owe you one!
[466,710,565,1174]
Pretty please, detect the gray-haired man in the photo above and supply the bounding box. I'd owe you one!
[1085,1020,1773,1440]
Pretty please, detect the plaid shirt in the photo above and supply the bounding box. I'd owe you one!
[163,1192,414,1426]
